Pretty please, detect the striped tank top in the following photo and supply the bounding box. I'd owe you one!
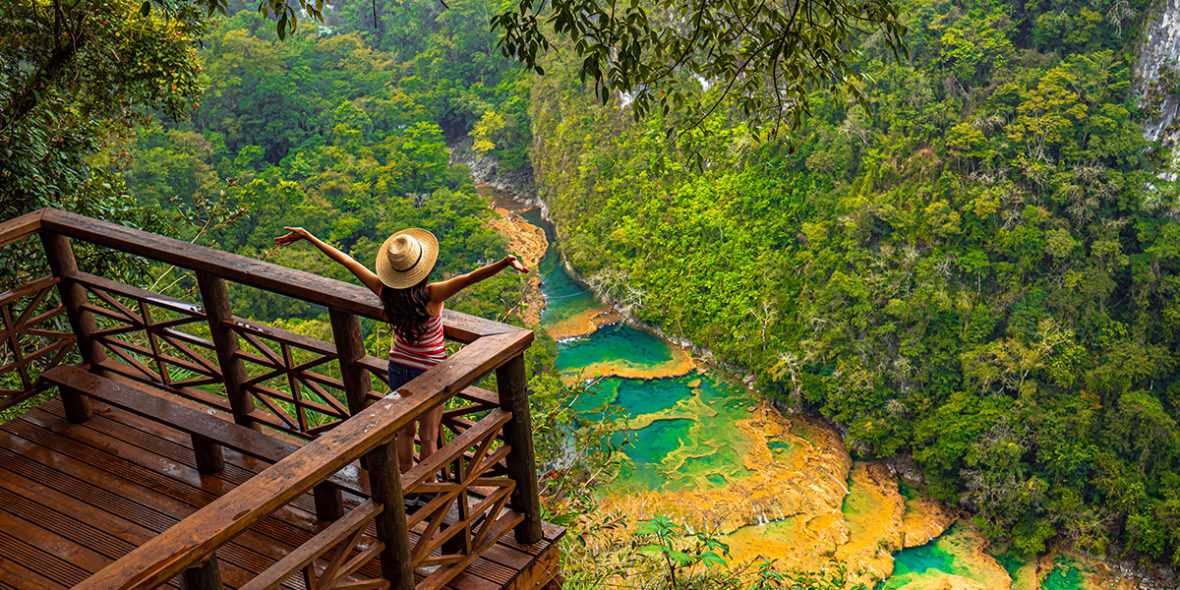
[389,307,446,370]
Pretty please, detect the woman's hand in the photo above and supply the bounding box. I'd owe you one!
[506,255,530,273]
[274,226,312,247]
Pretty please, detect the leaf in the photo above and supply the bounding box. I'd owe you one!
[699,551,728,568]
[140,1,151,17]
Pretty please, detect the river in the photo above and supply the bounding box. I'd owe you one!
[483,189,1138,590]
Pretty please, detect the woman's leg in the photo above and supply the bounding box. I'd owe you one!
[395,423,417,473]
[417,404,445,462]
[387,361,422,473]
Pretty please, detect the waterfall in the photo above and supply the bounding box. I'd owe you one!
[1137,0,1180,146]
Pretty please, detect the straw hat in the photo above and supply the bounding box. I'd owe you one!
[374,228,438,289]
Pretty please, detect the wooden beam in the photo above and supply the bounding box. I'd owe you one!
[497,353,543,545]
[365,441,414,590]
[179,554,223,590]
[196,271,256,430]
[39,231,100,423]
[329,309,372,416]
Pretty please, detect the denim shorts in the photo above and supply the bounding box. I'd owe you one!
[387,360,426,391]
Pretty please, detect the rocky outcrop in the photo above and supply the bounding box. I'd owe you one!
[486,211,548,326]
[449,137,539,199]
[1136,0,1180,146]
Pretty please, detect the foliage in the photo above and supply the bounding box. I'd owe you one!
[561,512,864,589]
[183,0,907,147]
[493,0,907,145]
[530,0,1180,566]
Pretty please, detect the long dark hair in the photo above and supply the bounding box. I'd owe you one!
[380,278,432,343]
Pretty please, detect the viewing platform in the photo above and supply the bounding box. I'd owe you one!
[0,209,563,590]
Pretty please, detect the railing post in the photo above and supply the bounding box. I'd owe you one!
[329,308,374,483]
[366,441,414,590]
[328,308,373,414]
[40,232,102,422]
[497,352,543,544]
[195,271,257,430]
[179,554,223,590]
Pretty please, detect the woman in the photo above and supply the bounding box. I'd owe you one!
[274,226,528,472]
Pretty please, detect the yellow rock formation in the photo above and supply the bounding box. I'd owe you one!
[560,344,696,383]
[486,210,548,326]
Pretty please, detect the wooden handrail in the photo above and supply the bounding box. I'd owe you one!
[37,208,512,343]
[75,328,533,590]
[0,209,43,249]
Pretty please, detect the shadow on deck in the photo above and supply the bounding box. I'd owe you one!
[0,209,564,590]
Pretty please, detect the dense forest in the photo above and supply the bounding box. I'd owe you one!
[6,0,1180,582]
[532,0,1180,566]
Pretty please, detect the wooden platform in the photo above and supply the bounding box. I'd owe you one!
[0,398,563,590]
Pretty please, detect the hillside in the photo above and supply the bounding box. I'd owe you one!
[530,0,1180,566]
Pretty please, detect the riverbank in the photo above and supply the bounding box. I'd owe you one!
[478,160,1160,589]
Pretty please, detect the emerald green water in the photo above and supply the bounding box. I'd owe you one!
[537,238,759,493]
[1042,557,1089,590]
[555,324,676,374]
[881,543,957,587]
[538,248,600,329]
[875,525,1091,590]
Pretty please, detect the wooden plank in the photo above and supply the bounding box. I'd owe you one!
[14,404,326,532]
[41,365,369,497]
[71,271,205,317]
[230,317,340,359]
[40,208,518,343]
[0,209,43,248]
[0,486,197,589]
[0,549,67,590]
[0,527,90,588]
[507,541,560,590]
[3,407,334,571]
[0,420,313,589]
[0,275,57,307]
[36,398,322,504]
[74,330,531,589]
[2,413,327,552]
[95,358,235,414]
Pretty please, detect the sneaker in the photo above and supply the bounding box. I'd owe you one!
[403,492,432,512]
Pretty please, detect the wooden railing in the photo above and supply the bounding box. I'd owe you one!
[0,208,543,590]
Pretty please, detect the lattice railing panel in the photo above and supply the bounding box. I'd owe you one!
[239,499,387,590]
[0,275,74,409]
[401,408,522,588]
[230,319,352,439]
[74,274,226,410]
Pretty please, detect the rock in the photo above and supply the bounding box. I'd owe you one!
[688,378,702,388]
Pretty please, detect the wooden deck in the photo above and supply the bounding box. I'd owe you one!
[0,397,562,590]
[1,208,564,589]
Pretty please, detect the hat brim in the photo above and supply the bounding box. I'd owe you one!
[375,228,439,289]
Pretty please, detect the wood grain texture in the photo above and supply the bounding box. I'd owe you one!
[0,209,42,248]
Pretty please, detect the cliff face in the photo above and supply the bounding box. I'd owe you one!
[1137,0,1180,145]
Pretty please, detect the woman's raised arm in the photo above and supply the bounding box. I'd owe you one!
[274,227,385,295]
[428,255,529,303]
